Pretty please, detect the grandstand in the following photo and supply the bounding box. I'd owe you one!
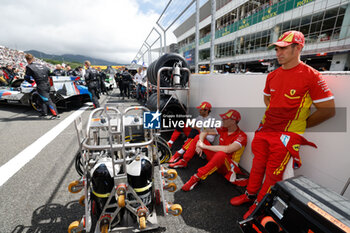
[0,45,55,77]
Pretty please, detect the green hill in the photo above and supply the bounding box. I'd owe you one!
[25,50,125,66]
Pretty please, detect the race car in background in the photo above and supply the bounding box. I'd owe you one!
[0,76,92,112]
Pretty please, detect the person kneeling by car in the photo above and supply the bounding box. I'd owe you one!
[173,109,248,191]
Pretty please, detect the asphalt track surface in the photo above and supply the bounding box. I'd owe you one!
[0,89,248,233]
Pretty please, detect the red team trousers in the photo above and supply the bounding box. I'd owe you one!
[246,132,290,202]
[182,135,233,179]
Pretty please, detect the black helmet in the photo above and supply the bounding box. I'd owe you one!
[91,163,114,197]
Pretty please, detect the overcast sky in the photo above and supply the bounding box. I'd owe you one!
[0,0,177,64]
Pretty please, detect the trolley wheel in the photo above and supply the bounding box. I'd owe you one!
[164,182,177,192]
[118,195,125,208]
[170,204,183,216]
[68,221,81,233]
[79,195,85,206]
[68,180,82,194]
[155,189,161,205]
[166,169,178,180]
[139,216,146,229]
[100,223,109,233]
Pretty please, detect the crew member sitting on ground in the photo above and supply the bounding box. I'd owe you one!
[168,101,215,164]
[174,109,248,191]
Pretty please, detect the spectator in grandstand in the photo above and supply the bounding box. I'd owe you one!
[175,109,248,192]
[168,101,215,163]
[230,30,335,220]
[0,46,54,76]
[24,53,60,119]
[52,64,66,76]
[84,60,100,108]
[0,70,7,86]
[66,66,74,76]
[1,64,16,84]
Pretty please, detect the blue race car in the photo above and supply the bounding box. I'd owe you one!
[0,76,92,112]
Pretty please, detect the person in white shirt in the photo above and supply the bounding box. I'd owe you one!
[133,67,143,100]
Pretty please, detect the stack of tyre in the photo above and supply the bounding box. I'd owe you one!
[147,53,189,87]
[145,93,186,115]
[145,53,189,129]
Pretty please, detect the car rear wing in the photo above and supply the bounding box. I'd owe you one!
[50,76,85,97]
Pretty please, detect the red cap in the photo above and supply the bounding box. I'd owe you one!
[196,101,212,110]
[220,109,241,122]
[268,30,305,48]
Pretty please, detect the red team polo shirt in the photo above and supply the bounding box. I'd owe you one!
[261,62,334,134]
[216,127,247,163]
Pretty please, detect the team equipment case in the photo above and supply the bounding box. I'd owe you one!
[239,176,350,233]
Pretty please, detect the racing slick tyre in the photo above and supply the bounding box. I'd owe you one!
[148,53,189,87]
[145,94,186,130]
[30,92,42,112]
[145,93,186,113]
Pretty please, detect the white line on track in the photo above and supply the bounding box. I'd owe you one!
[0,104,91,187]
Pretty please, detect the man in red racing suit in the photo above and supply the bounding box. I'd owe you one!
[230,30,335,219]
[172,109,248,192]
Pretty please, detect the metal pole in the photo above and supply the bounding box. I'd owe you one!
[195,0,200,73]
[144,42,152,65]
[164,31,167,53]
[210,0,216,73]
[153,27,163,57]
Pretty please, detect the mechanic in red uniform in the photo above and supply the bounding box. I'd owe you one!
[168,101,213,164]
[168,101,211,149]
[230,31,335,219]
[176,109,248,191]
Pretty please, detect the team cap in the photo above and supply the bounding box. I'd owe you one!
[268,30,305,48]
[196,101,212,110]
[219,109,241,122]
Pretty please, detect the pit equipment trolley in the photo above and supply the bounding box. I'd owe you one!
[68,105,182,233]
